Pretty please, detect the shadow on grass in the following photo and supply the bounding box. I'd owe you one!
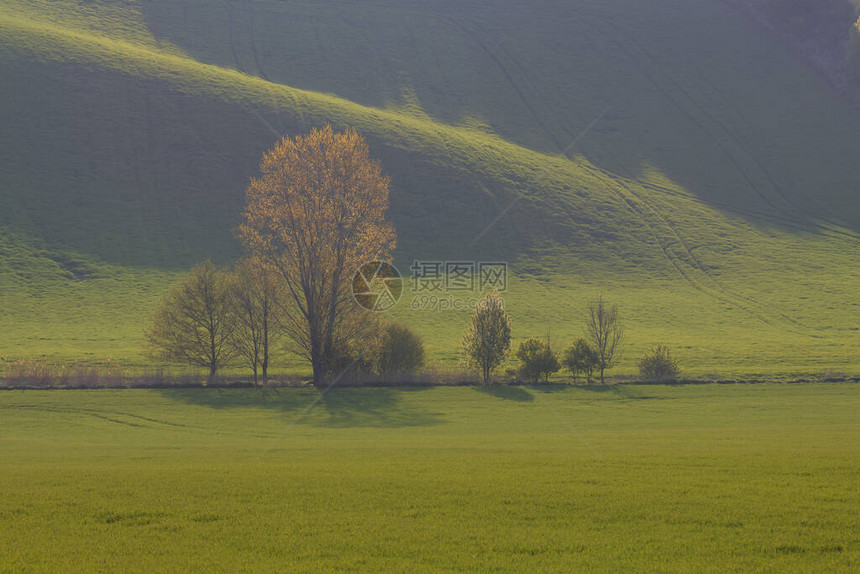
[474,385,534,402]
[576,384,618,393]
[154,386,444,428]
[526,383,573,394]
[575,384,666,400]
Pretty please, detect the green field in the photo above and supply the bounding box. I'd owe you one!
[2,0,860,376]
[1,383,858,571]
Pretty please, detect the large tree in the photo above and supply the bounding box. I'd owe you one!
[145,261,237,385]
[239,125,396,387]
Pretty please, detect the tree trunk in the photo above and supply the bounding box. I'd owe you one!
[209,325,217,387]
[261,321,269,386]
[261,355,268,386]
[252,340,260,387]
[309,314,328,388]
[311,349,326,388]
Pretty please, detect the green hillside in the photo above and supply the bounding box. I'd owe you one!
[1,0,859,376]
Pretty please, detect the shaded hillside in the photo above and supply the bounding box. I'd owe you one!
[1,0,859,374]
[723,0,860,101]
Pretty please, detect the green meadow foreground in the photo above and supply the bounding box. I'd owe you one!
[1,384,858,571]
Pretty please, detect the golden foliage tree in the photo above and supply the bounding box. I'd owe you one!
[145,261,237,385]
[239,125,396,387]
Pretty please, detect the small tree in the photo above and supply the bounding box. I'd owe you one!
[376,323,425,377]
[585,295,624,385]
[462,292,511,385]
[638,344,679,381]
[516,337,560,383]
[563,337,599,384]
[229,259,281,386]
[145,261,237,385]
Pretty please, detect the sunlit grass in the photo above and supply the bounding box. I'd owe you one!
[1,384,858,570]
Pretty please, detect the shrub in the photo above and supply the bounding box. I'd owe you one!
[638,344,679,381]
[516,337,560,383]
[563,338,599,384]
[327,341,376,384]
[375,323,425,376]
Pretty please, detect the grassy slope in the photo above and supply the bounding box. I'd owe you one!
[1,384,858,570]
[1,0,859,375]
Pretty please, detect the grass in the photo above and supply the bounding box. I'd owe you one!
[1,0,860,376]
[0,383,858,571]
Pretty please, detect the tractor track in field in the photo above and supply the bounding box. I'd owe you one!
[525,10,806,328]
[580,12,796,216]
[224,0,292,134]
[529,11,823,330]
[636,46,795,213]
[217,2,847,331]
[224,2,243,73]
[695,67,860,242]
[461,18,581,150]
[635,176,860,247]
[0,404,192,430]
[226,0,269,80]
[241,0,270,82]
[444,9,816,330]
[603,171,807,330]
[590,11,860,247]
[442,16,567,153]
[428,5,859,249]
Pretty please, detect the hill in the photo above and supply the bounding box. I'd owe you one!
[1,0,859,375]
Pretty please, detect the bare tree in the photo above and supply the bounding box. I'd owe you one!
[229,259,281,386]
[585,295,624,385]
[462,292,512,385]
[145,261,237,385]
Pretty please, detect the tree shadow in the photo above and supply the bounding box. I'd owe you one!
[317,387,442,427]
[526,383,572,394]
[154,386,444,428]
[474,385,533,402]
[576,384,618,393]
[575,384,665,400]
